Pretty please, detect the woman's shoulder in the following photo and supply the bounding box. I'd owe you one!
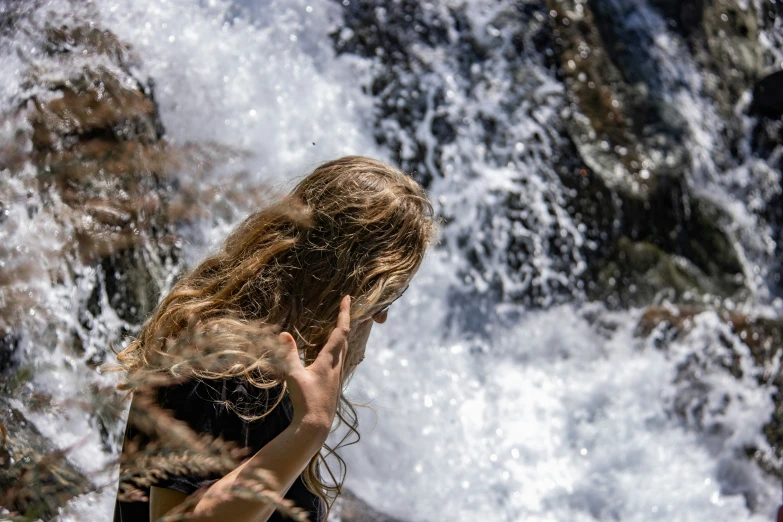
[152,376,285,410]
[139,376,292,448]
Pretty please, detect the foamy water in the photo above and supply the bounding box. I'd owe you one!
[350,257,778,521]
[1,1,780,521]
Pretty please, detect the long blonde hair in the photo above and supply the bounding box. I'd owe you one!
[116,155,435,513]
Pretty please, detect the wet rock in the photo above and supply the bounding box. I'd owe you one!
[594,237,744,308]
[25,52,170,266]
[549,0,689,198]
[332,0,462,187]
[0,396,93,519]
[699,0,760,110]
[333,0,756,309]
[0,18,183,371]
[334,1,591,306]
[747,7,783,299]
[648,0,761,124]
[0,333,18,377]
[549,0,750,307]
[636,305,783,482]
[587,187,748,308]
[636,306,782,364]
[647,0,705,37]
[750,70,783,119]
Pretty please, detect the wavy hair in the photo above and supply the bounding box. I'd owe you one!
[114,155,435,514]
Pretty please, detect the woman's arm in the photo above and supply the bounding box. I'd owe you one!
[150,296,351,522]
[150,488,187,520]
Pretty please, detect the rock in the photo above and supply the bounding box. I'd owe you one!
[332,0,455,188]
[747,16,783,298]
[593,237,745,307]
[26,50,170,266]
[0,333,18,377]
[334,1,594,306]
[335,489,407,522]
[637,306,782,363]
[647,0,705,37]
[587,187,748,308]
[700,0,761,109]
[549,0,750,307]
[0,20,179,358]
[636,305,783,482]
[0,396,94,519]
[549,0,689,197]
[750,70,783,119]
[332,0,756,308]
[1,18,270,344]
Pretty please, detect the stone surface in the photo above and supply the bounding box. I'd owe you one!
[0,21,177,345]
[636,305,783,482]
[549,0,749,306]
[0,396,93,519]
[334,0,756,308]
[335,489,407,522]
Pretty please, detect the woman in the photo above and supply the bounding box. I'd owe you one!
[112,156,435,521]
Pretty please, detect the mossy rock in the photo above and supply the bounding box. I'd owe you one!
[593,234,747,307]
[595,238,714,306]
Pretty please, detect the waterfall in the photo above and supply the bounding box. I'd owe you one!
[1,0,782,520]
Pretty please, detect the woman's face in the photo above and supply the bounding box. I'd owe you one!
[344,281,409,374]
[345,310,385,371]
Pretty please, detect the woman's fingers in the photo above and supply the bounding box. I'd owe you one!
[278,331,303,374]
[314,295,351,374]
[280,297,351,427]
[280,295,350,378]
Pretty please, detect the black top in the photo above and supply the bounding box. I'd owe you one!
[113,378,324,522]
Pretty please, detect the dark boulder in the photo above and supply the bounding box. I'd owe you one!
[647,0,705,37]
[550,0,747,307]
[750,70,783,119]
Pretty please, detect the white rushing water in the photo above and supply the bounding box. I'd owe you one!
[1,0,781,521]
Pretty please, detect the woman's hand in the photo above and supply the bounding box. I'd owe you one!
[278,295,350,433]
